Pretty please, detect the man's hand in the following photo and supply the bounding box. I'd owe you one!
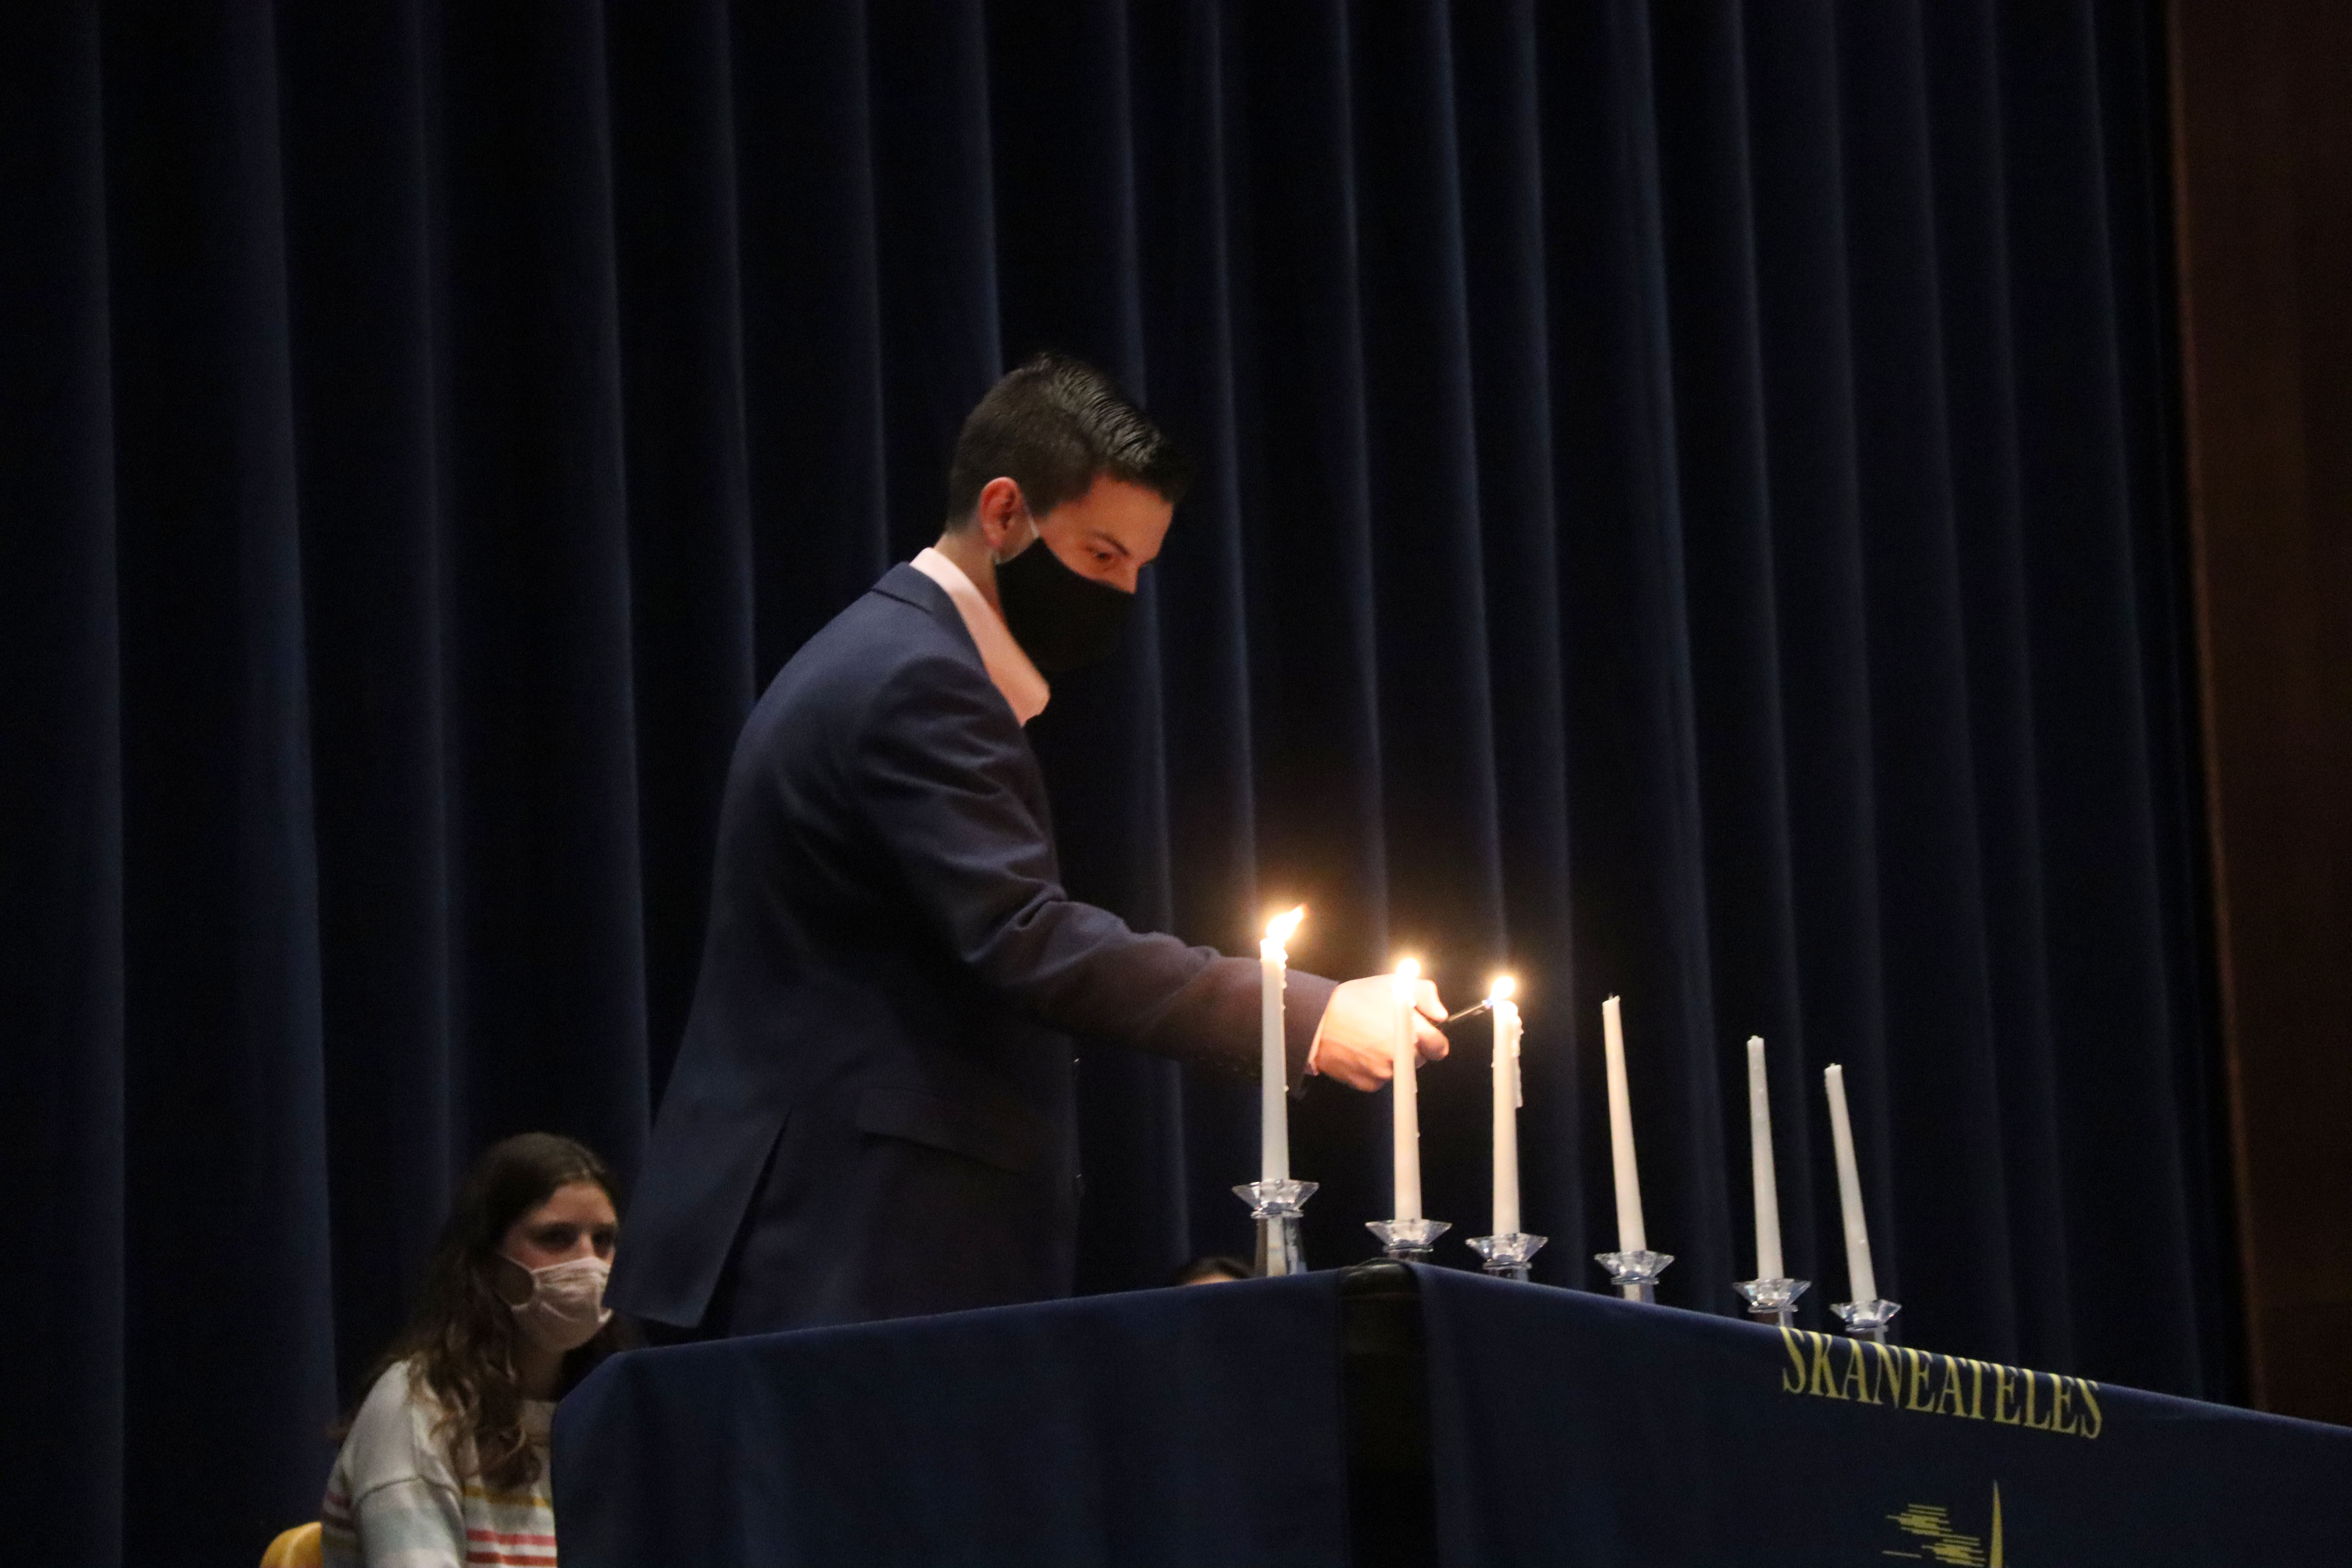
[1309,975,1449,1091]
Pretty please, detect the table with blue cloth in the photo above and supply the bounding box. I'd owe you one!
[553,1263,2352,1567]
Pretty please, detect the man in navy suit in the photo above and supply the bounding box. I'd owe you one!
[611,354,1447,1335]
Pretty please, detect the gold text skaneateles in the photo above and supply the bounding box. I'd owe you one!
[1777,1326,2105,1439]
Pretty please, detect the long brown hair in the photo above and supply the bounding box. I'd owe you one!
[350,1133,627,1489]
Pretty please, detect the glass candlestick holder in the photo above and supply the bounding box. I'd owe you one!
[1595,1249,1674,1303]
[1367,1217,1450,1262]
[1233,1180,1318,1278]
[1734,1276,1810,1329]
[1832,1297,1901,1343]
[1466,1232,1547,1282]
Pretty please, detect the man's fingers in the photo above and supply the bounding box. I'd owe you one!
[1412,978,1446,1023]
[1414,1019,1449,1062]
[1329,1038,1394,1092]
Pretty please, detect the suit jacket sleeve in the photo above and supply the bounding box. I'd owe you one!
[849,652,1334,1083]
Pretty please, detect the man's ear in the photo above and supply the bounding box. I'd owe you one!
[973,476,1030,556]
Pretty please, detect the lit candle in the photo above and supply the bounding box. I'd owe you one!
[1823,1063,1877,1303]
[1490,976,1522,1236]
[1391,958,1422,1221]
[1746,1036,1783,1281]
[1601,995,1646,1252]
[1259,907,1305,1183]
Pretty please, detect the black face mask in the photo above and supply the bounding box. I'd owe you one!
[995,533,1135,674]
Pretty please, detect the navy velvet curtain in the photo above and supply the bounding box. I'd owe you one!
[1,2,2225,1561]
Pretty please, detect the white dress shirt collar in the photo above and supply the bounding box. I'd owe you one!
[909,546,1051,726]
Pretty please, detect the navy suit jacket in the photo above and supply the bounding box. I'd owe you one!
[610,564,1335,1333]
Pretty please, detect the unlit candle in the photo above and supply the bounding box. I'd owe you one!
[1823,1063,1878,1303]
[1746,1036,1784,1281]
[1602,995,1646,1252]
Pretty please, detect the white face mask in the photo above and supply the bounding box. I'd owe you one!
[502,1255,613,1354]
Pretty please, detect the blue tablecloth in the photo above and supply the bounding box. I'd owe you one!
[1415,1265,2352,1566]
[555,1264,2352,1566]
[552,1272,1350,1568]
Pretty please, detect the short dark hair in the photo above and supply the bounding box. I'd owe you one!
[945,351,1192,525]
[1170,1254,1255,1286]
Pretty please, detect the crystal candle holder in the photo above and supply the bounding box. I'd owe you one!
[1233,1180,1318,1278]
[1466,1232,1547,1282]
[1735,1276,1810,1328]
[1832,1297,1902,1343]
[1595,1249,1674,1303]
[1367,1217,1450,1261]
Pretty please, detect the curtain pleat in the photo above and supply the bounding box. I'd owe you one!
[278,0,462,1399]
[1,8,127,1564]
[97,4,341,1557]
[0,2,2227,1554]
[1918,0,2072,1373]
[1451,0,1587,1265]
[608,0,758,1101]
[1740,0,1896,1335]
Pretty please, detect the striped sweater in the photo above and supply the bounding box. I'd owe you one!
[321,1359,559,1568]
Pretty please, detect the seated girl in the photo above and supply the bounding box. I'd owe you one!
[322,1133,625,1567]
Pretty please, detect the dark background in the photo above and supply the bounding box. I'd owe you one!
[1,2,2284,1562]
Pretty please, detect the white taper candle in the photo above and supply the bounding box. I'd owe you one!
[1746,1036,1784,1281]
[1601,995,1646,1252]
[1491,977,1521,1236]
[1259,907,1305,1184]
[1392,958,1422,1221]
[1823,1063,1878,1303]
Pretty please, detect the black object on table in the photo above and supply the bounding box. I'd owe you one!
[1340,1261,1437,1568]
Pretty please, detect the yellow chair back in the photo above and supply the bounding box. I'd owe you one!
[260,1520,322,1568]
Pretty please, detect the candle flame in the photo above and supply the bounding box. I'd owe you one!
[1264,905,1307,946]
[1394,956,1419,979]
[1489,974,1517,1003]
